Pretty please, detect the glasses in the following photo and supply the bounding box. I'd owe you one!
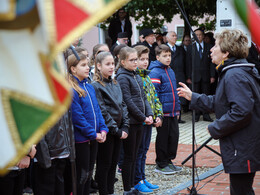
[122,39,129,43]
[128,58,138,63]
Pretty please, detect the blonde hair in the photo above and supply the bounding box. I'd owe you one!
[214,29,249,59]
[94,52,117,86]
[115,47,137,74]
[67,53,87,97]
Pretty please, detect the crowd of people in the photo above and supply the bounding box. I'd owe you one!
[1,7,260,195]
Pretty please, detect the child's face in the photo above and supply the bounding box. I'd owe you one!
[156,51,171,66]
[71,58,90,81]
[122,52,138,71]
[137,53,149,70]
[97,55,115,79]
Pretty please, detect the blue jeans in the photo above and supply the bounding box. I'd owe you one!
[135,125,152,184]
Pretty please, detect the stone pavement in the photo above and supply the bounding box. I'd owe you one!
[147,112,260,194]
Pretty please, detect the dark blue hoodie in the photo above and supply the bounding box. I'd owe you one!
[148,60,180,117]
[71,76,108,143]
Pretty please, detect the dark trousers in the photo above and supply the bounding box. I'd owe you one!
[33,158,66,195]
[122,124,143,191]
[96,133,122,195]
[75,140,98,195]
[135,125,152,184]
[194,80,211,118]
[156,116,179,168]
[0,169,25,195]
[230,172,256,195]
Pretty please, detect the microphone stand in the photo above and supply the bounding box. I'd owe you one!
[174,0,204,194]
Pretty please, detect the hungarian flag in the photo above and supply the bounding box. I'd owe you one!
[0,0,129,175]
[234,0,260,47]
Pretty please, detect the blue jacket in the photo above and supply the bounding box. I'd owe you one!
[71,76,108,143]
[148,60,180,117]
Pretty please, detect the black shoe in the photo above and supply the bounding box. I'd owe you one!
[203,115,213,122]
[178,119,186,124]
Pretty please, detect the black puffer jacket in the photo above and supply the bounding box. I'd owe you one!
[116,67,153,124]
[92,77,129,137]
[190,58,260,174]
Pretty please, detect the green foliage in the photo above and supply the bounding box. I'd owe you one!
[101,0,217,32]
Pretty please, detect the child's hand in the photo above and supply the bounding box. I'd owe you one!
[96,133,103,143]
[28,145,36,159]
[144,116,153,125]
[154,117,162,127]
[101,131,107,143]
[120,131,128,139]
[17,156,30,169]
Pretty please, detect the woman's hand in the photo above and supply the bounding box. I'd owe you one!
[177,82,192,101]
[120,131,128,139]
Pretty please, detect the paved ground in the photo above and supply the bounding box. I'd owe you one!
[147,111,260,194]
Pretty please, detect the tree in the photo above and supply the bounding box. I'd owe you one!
[102,0,217,34]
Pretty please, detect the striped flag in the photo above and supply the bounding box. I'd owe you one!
[0,0,129,175]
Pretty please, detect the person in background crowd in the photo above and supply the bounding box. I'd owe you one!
[110,32,129,54]
[108,8,132,46]
[178,29,260,195]
[182,34,191,52]
[185,28,215,122]
[141,29,157,65]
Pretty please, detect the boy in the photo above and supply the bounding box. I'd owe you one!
[148,44,182,174]
[133,45,163,193]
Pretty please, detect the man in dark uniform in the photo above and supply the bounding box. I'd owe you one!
[166,31,187,123]
[186,28,215,122]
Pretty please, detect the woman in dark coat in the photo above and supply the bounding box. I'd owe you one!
[177,29,260,195]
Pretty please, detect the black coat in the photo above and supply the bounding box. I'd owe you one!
[186,42,215,83]
[108,18,132,45]
[141,41,157,65]
[247,42,260,73]
[35,111,75,168]
[116,67,153,124]
[91,77,129,137]
[190,58,260,174]
[168,44,186,85]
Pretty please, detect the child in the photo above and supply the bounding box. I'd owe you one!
[67,53,108,195]
[89,44,110,81]
[133,45,163,193]
[91,51,129,195]
[148,44,182,174]
[115,47,153,195]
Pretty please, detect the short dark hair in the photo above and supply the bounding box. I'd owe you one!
[155,44,171,56]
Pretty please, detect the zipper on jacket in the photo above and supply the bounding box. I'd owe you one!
[83,82,97,133]
[234,150,237,156]
[165,67,175,116]
[134,75,145,114]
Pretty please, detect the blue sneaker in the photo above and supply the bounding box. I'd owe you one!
[134,180,153,194]
[144,179,159,190]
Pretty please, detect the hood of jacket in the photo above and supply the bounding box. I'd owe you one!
[149,60,169,71]
[217,57,260,82]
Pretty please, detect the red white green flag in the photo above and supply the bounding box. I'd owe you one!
[0,0,129,175]
[234,0,260,47]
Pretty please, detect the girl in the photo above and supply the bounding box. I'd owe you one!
[89,44,110,81]
[92,52,129,195]
[115,47,153,195]
[67,53,108,195]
